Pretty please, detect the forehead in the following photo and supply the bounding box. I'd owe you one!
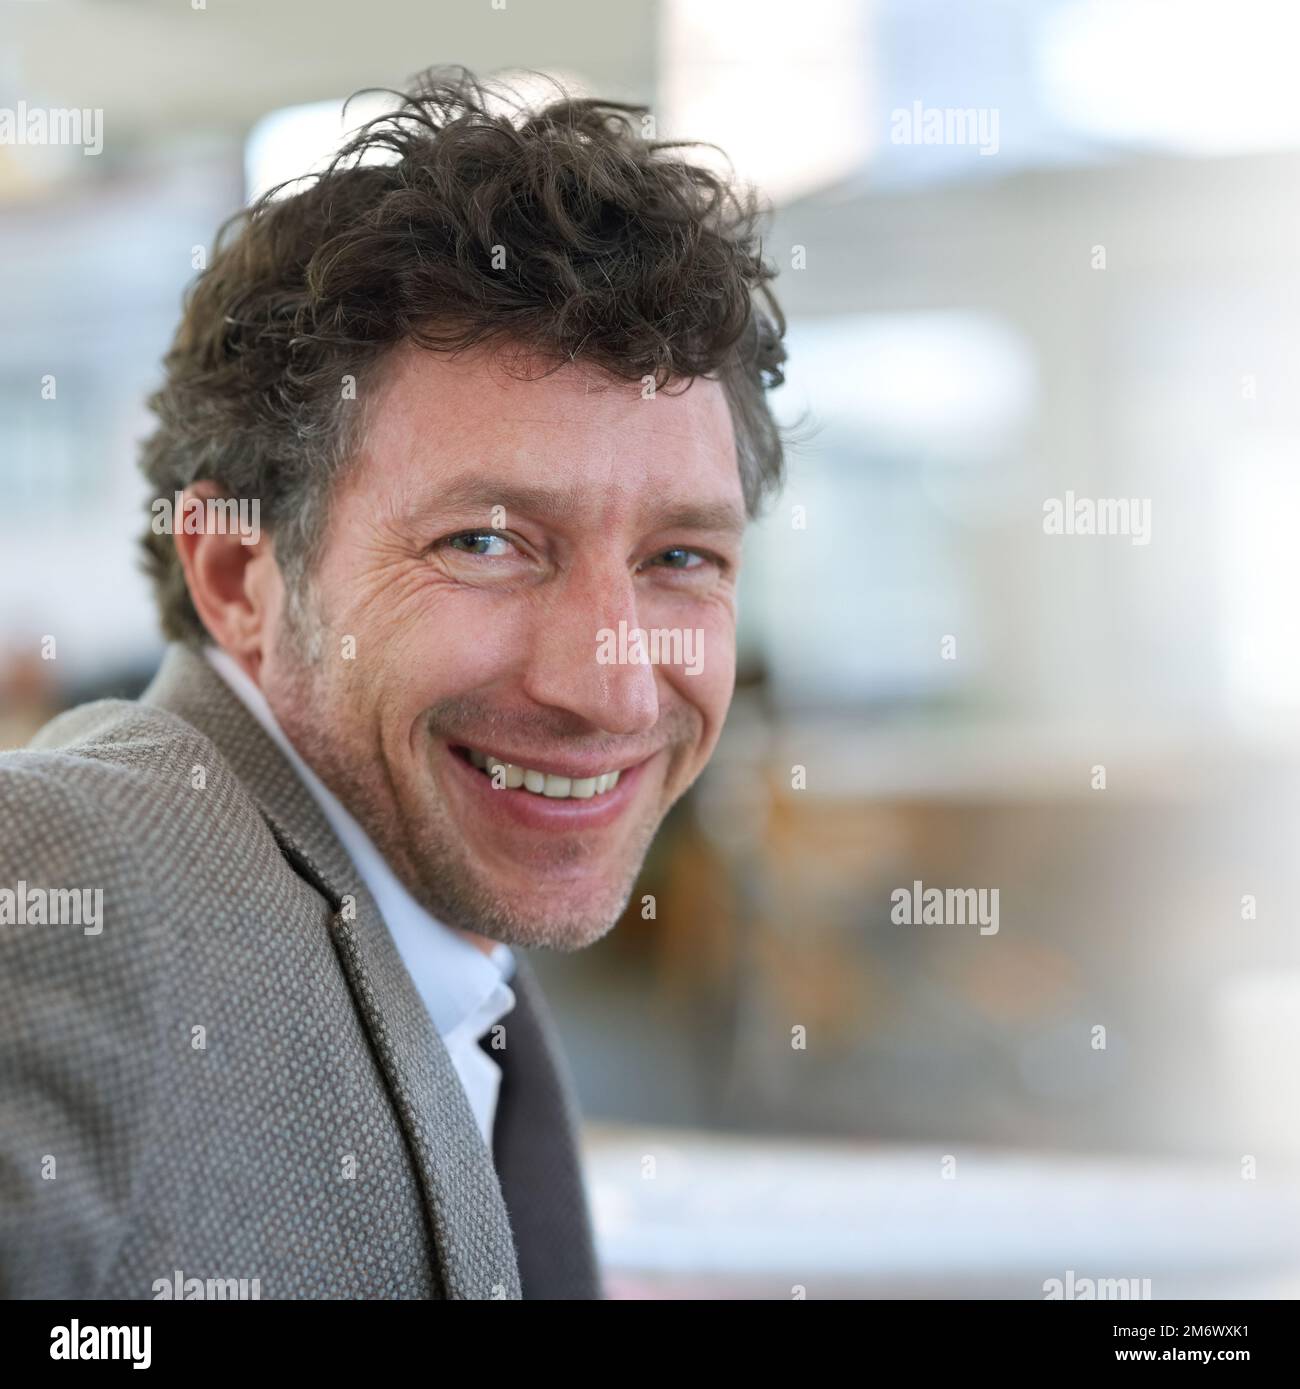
[349,340,743,528]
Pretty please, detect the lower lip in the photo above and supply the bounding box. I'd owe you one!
[444,747,649,831]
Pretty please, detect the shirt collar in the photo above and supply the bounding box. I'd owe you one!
[202,645,515,1041]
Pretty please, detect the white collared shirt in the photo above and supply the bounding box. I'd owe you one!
[203,645,516,1149]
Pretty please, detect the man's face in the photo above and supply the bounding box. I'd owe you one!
[256,342,744,951]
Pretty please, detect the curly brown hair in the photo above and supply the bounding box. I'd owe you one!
[139,66,788,643]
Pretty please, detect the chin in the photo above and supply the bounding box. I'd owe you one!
[442,843,645,949]
[528,913,625,953]
[474,892,632,952]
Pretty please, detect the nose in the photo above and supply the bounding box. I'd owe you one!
[520,562,660,737]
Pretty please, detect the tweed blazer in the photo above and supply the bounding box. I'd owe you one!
[0,643,602,1299]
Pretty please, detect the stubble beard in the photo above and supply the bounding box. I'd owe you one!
[268,595,662,952]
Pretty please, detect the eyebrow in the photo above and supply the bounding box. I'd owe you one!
[413,479,746,537]
[651,501,748,536]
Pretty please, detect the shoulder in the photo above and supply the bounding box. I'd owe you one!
[0,694,258,955]
[5,693,246,846]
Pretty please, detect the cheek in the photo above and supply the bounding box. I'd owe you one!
[367,591,533,712]
[664,611,736,734]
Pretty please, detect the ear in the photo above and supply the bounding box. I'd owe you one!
[171,483,279,667]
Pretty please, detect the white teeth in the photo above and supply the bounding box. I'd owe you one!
[469,750,622,799]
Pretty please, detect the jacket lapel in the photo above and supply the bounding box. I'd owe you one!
[142,643,522,1299]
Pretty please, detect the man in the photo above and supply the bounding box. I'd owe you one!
[0,68,786,1299]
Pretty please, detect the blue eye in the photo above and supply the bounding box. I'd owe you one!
[447,531,512,557]
[655,548,703,569]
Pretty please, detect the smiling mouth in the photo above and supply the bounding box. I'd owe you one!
[454,745,624,800]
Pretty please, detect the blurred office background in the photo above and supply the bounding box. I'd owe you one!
[2,0,1299,1297]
